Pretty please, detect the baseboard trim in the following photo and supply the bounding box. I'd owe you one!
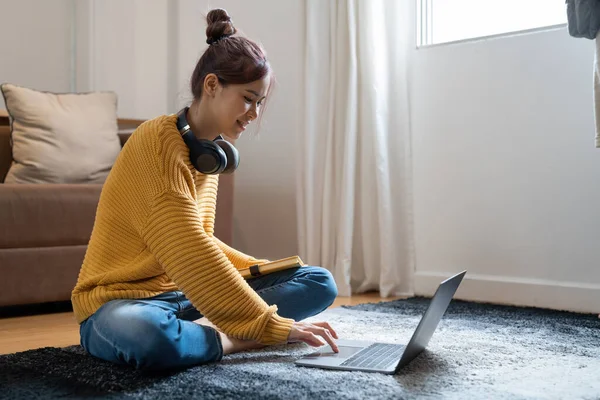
[415,271,600,314]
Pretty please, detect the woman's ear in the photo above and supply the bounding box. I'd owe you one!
[203,74,219,97]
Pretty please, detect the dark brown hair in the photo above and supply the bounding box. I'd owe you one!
[191,9,272,102]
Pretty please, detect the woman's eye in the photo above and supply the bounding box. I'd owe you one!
[244,97,253,103]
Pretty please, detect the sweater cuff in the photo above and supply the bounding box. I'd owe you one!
[260,313,295,345]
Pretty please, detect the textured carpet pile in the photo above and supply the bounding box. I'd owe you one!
[1,298,599,399]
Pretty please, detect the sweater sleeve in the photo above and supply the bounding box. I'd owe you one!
[213,235,270,271]
[141,189,294,344]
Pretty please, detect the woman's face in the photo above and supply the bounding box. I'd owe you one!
[210,74,270,140]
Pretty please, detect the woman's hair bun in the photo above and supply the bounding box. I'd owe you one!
[206,9,237,44]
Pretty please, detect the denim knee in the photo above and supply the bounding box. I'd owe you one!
[307,266,338,309]
[82,301,222,371]
[129,315,183,370]
[121,310,222,371]
[105,306,182,370]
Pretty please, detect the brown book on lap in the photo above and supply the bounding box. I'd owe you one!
[239,256,306,279]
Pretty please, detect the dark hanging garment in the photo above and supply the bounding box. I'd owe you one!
[566,0,600,39]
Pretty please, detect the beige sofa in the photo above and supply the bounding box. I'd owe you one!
[0,113,234,307]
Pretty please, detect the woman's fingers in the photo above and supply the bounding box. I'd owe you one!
[303,332,325,347]
[319,327,339,353]
[311,321,339,339]
[289,321,340,352]
[304,326,338,353]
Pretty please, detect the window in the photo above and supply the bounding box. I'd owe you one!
[417,0,568,47]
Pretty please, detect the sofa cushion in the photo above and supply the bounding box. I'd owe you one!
[0,245,87,306]
[1,83,121,184]
[0,184,102,249]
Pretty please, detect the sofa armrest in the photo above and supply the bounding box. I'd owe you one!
[118,132,132,147]
[0,126,11,183]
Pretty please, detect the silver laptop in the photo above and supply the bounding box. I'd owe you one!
[295,270,466,374]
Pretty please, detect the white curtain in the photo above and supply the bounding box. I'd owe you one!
[298,0,414,297]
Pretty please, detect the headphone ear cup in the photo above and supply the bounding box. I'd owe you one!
[188,137,228,174]
[215,139,240,174]
[176,107,230,174]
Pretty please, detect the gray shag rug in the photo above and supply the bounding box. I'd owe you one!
[1,298,599,400]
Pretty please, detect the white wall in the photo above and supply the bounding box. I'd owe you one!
[75,0,170,119]
[0,0,74,108]
[176,0,302,260]
[411,27,600,313]
[0,0,170,119]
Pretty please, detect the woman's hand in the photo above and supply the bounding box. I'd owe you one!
[288,321,339,353]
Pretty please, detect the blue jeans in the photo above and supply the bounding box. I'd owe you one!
[79,266,337,371]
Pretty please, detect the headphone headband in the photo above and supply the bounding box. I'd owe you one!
[176,107,192,136]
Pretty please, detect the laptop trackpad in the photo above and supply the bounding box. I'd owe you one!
[305,346,363,359]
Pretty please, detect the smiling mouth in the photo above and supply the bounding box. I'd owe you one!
[237,120,249,130]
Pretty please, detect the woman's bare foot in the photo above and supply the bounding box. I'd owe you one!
[194,317,267,355]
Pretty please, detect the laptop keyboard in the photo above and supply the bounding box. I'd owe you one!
[340,343,405,370]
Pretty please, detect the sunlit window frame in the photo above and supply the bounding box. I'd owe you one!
[416,0,568,48]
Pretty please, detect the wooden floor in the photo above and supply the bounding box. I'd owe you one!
[0,293,402,355]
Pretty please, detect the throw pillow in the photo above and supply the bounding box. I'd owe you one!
[1,83,121,184]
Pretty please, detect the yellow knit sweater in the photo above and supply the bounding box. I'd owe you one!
[71,114,294,345]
